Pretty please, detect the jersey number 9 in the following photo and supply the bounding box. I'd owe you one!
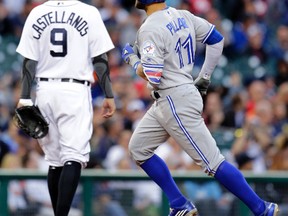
[50,28,67,57]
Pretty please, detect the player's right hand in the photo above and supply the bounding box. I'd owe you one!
[122,43,140,72]
[122,43,135,64]
[101,98,116,118]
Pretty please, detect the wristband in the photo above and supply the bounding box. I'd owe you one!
[129,55,140,72]
[19,99,33,106]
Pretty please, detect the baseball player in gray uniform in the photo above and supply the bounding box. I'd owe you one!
[16,1,116,216]
[122,1,279,216]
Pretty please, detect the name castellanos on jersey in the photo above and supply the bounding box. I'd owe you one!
[32,11,88,39]
[166,17,188,35]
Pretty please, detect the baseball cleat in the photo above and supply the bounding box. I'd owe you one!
[169,201,199,216]
[260,202,279,216]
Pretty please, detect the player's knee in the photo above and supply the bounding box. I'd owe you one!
[128,140,150,163]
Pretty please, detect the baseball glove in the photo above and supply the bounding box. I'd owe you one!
[14,105,49,139]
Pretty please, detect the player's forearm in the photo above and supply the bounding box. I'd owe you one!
[93,54,114,98]
[135,64,148,81]
[198,39,224,79]
[21,58,37,99]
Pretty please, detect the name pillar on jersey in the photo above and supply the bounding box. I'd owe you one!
[166,17,188,36]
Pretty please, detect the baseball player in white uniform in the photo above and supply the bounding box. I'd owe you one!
[122,1,279,216]
[16,1,116,215]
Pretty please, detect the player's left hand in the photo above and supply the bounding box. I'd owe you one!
[122,43,140,71]
[101,98,116,118]
[193,77,211,96]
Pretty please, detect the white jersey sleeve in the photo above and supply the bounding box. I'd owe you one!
[88,7,114,58]
[16,9,39,61]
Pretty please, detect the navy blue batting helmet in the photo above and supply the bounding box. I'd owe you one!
[138,0,165,4]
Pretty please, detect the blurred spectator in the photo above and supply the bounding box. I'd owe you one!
[99,0,129,28]
[185,0,212,15]
[270,125,288,170]
[274,82,288,110]
[229,13,267,58]
[108,74,135,106]
[119,8,145,47]
[3,0,26,15]
[245,80,267,120]
[214,0,245,22]
[90,113,124,166]
[124,99,146,131]
[0,0,14,35]
[6,0,41,38]
[275,59,288,87]
[203,8,233,49]
[0,76,17,131]
[271,100,288,137]
[222,93,246,129]
[271,82,288,136]
[267,0,288,26]
[271,25,288,61]
[221,72,245,107]
[103,129,136,170]
[231,99,274,172]
[156,137,195,171]
[245,21,268,64]
[0,118,32,165]
[202,91,224,131]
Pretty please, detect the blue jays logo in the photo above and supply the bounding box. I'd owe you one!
[143,41,155,56]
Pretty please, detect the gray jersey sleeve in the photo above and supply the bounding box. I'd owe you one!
[184,11,215,43]
[137,29,164,85]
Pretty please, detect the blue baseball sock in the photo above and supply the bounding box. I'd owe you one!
[140,154,187,208]
[215,160,265,215]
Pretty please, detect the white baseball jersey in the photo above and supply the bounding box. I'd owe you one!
[16,0,115,167]
[16,0,114,83]
[135,7,214,89]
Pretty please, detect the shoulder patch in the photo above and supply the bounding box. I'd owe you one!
[142,41,156,56]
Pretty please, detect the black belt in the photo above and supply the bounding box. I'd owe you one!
[38,78,90,86]
[151,91,160,100]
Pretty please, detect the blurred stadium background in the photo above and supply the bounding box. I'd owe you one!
[0,0,288,215]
